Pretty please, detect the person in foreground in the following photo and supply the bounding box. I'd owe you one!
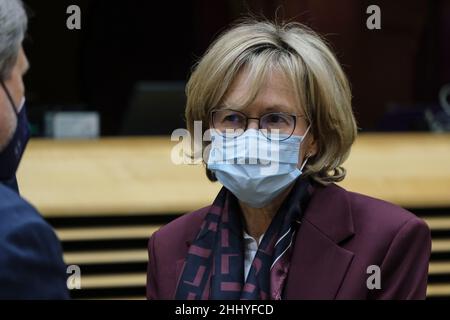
[0,0,69,299]
[147,20,431,300]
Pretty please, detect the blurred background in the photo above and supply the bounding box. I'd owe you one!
[16,0,450,300]
[22,0,450,135]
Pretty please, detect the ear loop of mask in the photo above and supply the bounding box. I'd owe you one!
[0,81,19,117]
[299,125,311,172]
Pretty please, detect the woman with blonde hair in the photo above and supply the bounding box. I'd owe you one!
[147,19,431,300]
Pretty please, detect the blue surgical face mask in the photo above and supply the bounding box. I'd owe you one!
[0,81,30,181]
[207,127,310,208]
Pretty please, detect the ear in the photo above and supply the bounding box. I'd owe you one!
[304,133,318,158]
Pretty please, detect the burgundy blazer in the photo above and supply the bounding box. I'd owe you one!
[146,183,431,299]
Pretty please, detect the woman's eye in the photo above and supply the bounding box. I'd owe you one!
[223,115,241,123]
[266,114,287,124]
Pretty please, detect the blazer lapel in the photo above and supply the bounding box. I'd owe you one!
[173,240,191,299]
[284,183,356,299]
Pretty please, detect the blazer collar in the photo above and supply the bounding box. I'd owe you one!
[304,183,355,244]
[284,183,356,299]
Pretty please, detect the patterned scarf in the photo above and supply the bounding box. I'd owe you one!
[175,177,313,300]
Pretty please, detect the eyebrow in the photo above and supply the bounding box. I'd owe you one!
[261,104,296,113]
[218,103,297,114]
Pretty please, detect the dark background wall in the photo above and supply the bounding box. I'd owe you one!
[22,0,450,135]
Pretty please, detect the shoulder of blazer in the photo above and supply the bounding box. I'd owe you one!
[305,183,427,244]
[346,186,428,234]
[150,206,211,256]
[0,183,44,230]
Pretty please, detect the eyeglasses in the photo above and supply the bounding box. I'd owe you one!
[210,108,305,141]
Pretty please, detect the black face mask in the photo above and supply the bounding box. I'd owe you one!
[0,81,30,182]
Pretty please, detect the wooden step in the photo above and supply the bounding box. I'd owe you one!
[432,239,450,253]
[427,283,450,297]
[429,261,450,275]
[423,217,450,230]
[65,250,148,265]
[80,273,146,289]
[57,225,160,241]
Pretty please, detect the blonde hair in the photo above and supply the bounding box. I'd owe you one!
[185,19,357,185]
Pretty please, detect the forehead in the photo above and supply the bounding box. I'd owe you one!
[221,67,299,114]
